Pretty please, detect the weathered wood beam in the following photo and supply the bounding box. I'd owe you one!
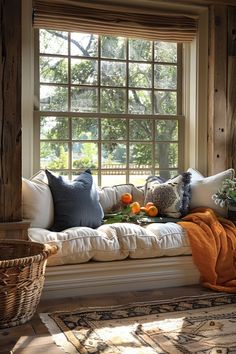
[0,0,22,222]
[208,4,227,174]
[226,6,236,170]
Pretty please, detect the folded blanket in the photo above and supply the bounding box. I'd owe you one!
[178,208,236,293]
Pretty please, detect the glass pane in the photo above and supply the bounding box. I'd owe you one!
[129,119,153,140]
[154,65,177,89]
[101,61,126,87]
[71,33,98,57]
[102,143,126,168]
[101,88,126,113]
[101,36,126,59]
[129,39,152,61]
[154,91,177,115]
[72,117,98,140]
[71,59,98,85]
[129,63,152,88]
[40,57,68,84]
[71,88,98,112]
[40,85,68,111]
[40,142,69,169]
[155,170,177,180]
[40,29,68,55]
[73,171,98,186]
[101,173,126,186]
[101,118,126,140]
[130,143,152,168]
[154,42,177,63]
[129,90,152,114]
[72,142,98,169]
[156,142,178,168]
[156,120,178,141]
[129,171,152,186]
[40,117,69,139]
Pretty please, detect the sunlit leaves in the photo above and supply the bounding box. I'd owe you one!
[71,59,98,85]
[101,36,126,59]
[38,30,181,182]
[71,33,98,57]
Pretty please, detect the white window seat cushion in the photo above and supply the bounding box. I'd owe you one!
[28,222,191,266]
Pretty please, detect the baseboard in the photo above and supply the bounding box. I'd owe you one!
[42,256,200,299]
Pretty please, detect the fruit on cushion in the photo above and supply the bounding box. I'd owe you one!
[121,193,133,205]
[130,202,141,214]
[140,206,148,213]
[145,202,154,209]
[147,205,158,217]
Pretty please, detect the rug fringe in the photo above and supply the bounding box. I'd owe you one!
[40,313,78,354]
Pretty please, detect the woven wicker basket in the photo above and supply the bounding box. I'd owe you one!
[0,239,57,329]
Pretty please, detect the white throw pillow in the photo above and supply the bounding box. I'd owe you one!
[22,170,54,229]
[188,168,235,216]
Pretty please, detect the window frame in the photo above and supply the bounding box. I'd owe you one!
[34,29,185,185]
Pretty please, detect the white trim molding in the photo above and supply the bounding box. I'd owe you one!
[42,256,200,299]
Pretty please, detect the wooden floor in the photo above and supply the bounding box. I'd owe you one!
[0,284,211,354]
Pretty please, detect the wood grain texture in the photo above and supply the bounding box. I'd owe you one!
[208,5,228,174]
[0,0,22,221]
[227,7,236,170]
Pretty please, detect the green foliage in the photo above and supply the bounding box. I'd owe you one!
[39,30,179,179]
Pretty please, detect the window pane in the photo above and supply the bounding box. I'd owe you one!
[72,117,98,140]
[156,142,178,168]
[154,91,177,115]
[101,61,126,87]
[130,143,152,168]
[71,59,97,85]
[40,142,69,169]
[101,118,126,140]
[129,90,152,114]
[71,33,98,57]
[156,120,178,141]
[129,171,151,186]
[155,169,177,180]
[101,88,126,113]
[71,87,98,112]
[154,42,177,63]
[129,39,152,61]
[73,171,99,185]
[102,143,126,168]
[129,63,152,88]
[40,117,69,139]
[40,29,68,55]
[72,142,98,169]
[154,65,177,89]
[101,36,126,59]
[40,85,68,111]
[129,119,153,140]
[101,173,126,186]
[40,57,68,84]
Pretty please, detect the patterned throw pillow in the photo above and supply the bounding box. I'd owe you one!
[144,172,191,218]
[45,169,104,232]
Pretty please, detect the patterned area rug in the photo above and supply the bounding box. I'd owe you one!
[40,293,236,354]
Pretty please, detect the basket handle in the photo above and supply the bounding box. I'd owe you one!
[43,243,58,257]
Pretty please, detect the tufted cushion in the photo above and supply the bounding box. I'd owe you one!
[187,168,235,216]
[144,173,191,218]
[28,222,190,266]
[46,169,104,232]
[99,184,144,213]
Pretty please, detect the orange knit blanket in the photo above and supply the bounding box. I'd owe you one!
[178,208,236,293]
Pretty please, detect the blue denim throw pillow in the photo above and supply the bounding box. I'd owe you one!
[45,169,104,232]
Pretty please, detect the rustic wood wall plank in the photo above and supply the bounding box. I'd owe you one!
[0,0,22,222]
[227,6,236,170]
[208,5,228,174]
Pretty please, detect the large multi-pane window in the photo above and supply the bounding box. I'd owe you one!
[35,29,184,186]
